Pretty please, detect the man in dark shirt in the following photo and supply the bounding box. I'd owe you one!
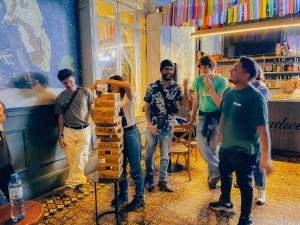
[208,57,272,225]
[144,59,184,192]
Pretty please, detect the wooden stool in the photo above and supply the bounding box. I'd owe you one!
[0,200,43,225]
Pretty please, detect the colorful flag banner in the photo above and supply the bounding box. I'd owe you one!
[158,0,300,28]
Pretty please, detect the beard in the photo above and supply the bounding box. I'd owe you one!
[162,73,172,81]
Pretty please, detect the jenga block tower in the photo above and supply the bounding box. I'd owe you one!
[94,91,124,179]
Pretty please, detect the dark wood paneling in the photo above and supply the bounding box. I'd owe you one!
[5,128,29,173]
[269,101,300,154]
[3,105,97,199]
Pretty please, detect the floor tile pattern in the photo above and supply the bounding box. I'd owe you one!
[38,154,300,225]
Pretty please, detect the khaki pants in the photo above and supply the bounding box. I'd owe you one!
[63,126,91,187]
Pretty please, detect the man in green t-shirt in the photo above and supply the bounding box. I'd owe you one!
[208,57,272,225]
[187,55,227,189]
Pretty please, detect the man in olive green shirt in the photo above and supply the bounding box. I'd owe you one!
[208,57,272,225]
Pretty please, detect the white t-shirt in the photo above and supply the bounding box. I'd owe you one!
[122,95,136,128]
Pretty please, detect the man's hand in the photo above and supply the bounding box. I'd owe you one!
[203,74,213,88]
[148,123,159,135]
[0,103,5,123]
[183,78,189,89]
[0,113,5,124]
[260,156,273,175]
[58,136,66,150]
[185,120,194,130]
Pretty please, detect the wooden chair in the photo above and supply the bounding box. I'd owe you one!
[190,139,198,160]
[170,124,193,181]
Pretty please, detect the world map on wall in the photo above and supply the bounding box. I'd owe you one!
[0,0,80,107]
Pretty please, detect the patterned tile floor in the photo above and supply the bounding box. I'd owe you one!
[38,154,300,225]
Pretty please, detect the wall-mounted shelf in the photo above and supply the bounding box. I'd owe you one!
[217,55,300,63]
[265,71,300,74]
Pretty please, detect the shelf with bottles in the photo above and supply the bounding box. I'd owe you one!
[216,55,300,63]
[264,71,300,74]
[263,57,300,74]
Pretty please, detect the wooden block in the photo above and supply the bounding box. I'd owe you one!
[96,120,122,128]
[98,141,123,149]
[95,126,122,135]
[94,105,121,112]
[98,170,123,179]
[98,154,123,164]
[94,98,122,107]
[98,93,121,101]
[97,130,123,142]
[99,163,122,171]
[94,111,119,117]
[98,163,123,179]
[94,116,122,125]
[98,145,123,155]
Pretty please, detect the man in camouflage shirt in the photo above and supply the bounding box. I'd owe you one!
[144,59,184,192]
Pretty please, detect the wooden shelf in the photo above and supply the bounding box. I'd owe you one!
[191,17,300,37]
[217,55,300,63]
[265,71,300,74]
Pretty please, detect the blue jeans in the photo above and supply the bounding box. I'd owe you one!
[253,153,266,189]
[219,148,259,218]
[145,130,172,184]
[196,116,220,179]
[119,127,144,198]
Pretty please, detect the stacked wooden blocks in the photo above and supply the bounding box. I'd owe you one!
[94,91,124,179]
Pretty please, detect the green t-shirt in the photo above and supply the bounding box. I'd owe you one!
[220,85,268,155]
[192,75,227,112]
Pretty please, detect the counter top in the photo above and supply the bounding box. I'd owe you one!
[269,99,300,102]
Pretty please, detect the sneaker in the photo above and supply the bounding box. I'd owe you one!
[111,196,128,207]
[256,189,266,205]
[234,182,240,189]
[144,176,155,192]
[147,185,155,192]
[237,216,252,225]
[75,184,86,193]
[208,201,235,214]
[62,186,75,197]
[208,176,220,189]
[158,181,173,192]
[125,196,145,212]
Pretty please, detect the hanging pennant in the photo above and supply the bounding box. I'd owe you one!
[202,0,209,28]
[286,0,290,15]
[208,0,213,16]
[238,3,244,22]
[262,0,267,18]
[268,0,274,17]
[233,5,238,23]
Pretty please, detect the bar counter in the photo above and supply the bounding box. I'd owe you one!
[268,99,300,155]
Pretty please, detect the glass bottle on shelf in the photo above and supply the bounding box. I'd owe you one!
[275,43,282,56]
[288,62,293,72]
[294,58,299,72]
[275,76,280,88]
[276,59,281,72]
[272,59,277,72]
[281,41,289,56]
[281,59,286,72]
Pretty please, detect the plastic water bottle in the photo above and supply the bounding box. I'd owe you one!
[8,173,25,222]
